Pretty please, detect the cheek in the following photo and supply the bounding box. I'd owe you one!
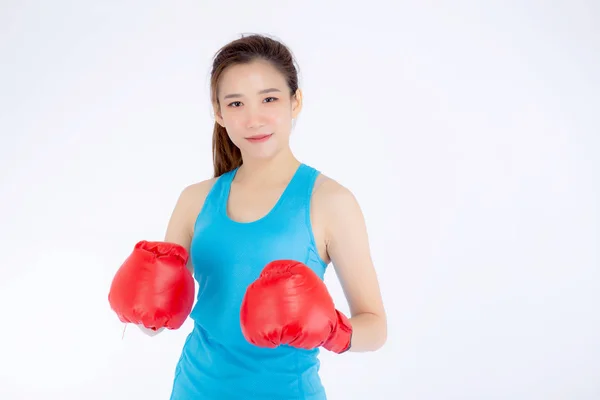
[222,113,245,136]
[266,107,291,128]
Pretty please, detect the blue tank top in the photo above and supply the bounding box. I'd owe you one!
[169,163,330,400]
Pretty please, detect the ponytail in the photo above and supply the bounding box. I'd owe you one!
[212,122,242,178]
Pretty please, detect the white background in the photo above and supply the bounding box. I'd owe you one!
[1,1,599,399]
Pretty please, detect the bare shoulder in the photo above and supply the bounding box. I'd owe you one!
[180,177,217,205]
[311,174,363,237]
[164,177,217,248]
[313,174,360,213]
[178,177,218,225]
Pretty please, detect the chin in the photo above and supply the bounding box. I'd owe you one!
[240,140,283,160]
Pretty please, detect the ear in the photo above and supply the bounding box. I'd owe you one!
[214,103,225,127]
[291,88,303,119]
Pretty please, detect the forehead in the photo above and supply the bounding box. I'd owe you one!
[218,60,287,95]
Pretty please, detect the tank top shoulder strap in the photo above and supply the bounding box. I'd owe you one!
[272,163,320,223]
[281,163,320,206]
[195,167,239,224]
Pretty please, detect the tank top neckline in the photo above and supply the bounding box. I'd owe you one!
[220,163,307,226]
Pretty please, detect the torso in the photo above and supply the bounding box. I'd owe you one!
[170,163,332,399]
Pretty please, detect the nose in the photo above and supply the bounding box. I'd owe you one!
[244,105,267,130]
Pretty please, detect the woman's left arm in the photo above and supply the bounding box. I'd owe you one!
[323,181,387,352]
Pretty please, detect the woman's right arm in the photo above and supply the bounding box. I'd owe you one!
[164,179,216,274]
[137,179,215,337]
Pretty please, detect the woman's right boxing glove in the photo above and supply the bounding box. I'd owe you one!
[108,240,195,331]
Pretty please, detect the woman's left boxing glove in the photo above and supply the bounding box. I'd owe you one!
[108,240,195,331]
[240,260,352,353]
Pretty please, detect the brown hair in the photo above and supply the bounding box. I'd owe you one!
[210,34,300,177]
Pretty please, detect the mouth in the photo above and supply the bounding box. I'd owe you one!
[245,133,273,143]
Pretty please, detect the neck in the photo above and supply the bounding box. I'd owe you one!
[236,148,300,185]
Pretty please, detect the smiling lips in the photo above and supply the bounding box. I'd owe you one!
[246,133,273,143]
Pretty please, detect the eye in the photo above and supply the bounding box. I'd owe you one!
[228,101,242,108]
[264,97,278,103]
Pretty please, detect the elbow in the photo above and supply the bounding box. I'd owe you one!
[373,312,388,351]
[374,321,387,351]
[362,314,388,352]
[362,326,387,352]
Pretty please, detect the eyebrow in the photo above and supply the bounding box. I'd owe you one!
[223,88,281,99]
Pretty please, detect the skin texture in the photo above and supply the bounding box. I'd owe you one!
[163,60,387,352]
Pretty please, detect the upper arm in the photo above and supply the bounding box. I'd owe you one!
[164,179,215,272]
[320,181,386,321]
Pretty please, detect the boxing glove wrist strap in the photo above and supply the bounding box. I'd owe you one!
[323,310,353,354]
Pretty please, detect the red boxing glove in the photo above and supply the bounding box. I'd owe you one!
[108,241,195,331]
[240,260,352,353]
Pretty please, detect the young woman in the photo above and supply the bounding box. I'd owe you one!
[109,34,386,399]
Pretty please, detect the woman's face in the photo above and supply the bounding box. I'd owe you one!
[215,60,302,161]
